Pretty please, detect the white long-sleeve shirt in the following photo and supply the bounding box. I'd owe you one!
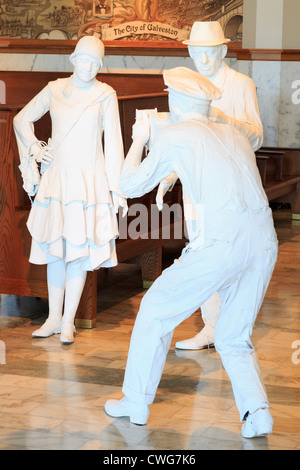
[121,116,271,250]
[212,62,263,152]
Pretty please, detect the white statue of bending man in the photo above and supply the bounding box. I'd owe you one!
[158,21,264,351]
[104,66,277,439]
[14,36,127,344]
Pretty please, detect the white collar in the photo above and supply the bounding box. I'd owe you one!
[63,75,96,98]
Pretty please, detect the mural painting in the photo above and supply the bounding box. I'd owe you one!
[0,0,243,42]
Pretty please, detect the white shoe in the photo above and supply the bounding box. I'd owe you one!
[32,319,61,338]
[175,325,215,350]
[60,322,76,345]
[241,408,273,438]
[104,397,150,425]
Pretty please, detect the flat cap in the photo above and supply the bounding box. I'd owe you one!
[163,67,222,101]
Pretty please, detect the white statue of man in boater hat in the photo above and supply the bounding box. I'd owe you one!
[104,66,277,438]
[159,21,264,351]
[14,36,127,345]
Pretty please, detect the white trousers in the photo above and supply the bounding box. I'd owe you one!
[200,291,221,328]
[185,196,223,329]
[122,209,278,421]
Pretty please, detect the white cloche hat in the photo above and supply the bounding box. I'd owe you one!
[183,21,230,47]
[70,35,105,66]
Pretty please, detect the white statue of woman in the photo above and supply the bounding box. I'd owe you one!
[13,35,127,344]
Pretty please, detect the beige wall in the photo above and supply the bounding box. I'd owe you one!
[256,0,283,49]
[243,0,300,49]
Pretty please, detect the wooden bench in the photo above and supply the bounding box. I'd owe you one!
[255,147,300,218]
[256,150,283,183]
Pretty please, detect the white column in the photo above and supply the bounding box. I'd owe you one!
[282,0,300,49]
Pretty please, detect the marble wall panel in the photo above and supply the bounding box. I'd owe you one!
[1,53,300,148]
[278,61,300,148]
[251,60,282,148]
[227,59,300,149]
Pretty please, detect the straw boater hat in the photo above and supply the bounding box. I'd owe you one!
[183,21,231,47]
[70,35,105,66]
[163,67,222,102]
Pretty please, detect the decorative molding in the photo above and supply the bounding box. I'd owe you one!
[234,47,300,61]
[1,39,300,60]
[1,38,187,56]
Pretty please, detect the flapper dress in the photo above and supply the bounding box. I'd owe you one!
[13,77,124,271]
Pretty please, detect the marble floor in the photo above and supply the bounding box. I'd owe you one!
[0,209,299,451]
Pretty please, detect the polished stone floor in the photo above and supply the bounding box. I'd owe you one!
[0,209,299,450]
